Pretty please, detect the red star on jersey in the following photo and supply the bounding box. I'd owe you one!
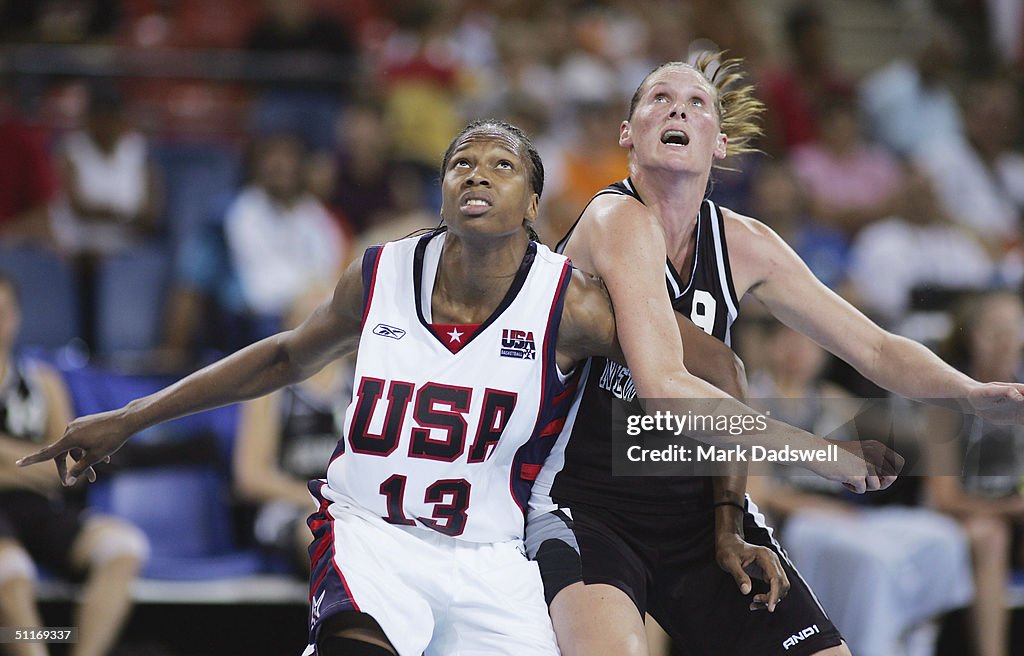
[430,322,482,354]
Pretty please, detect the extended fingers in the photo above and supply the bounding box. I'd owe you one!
[15,441,65,467]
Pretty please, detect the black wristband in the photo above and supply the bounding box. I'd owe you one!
[712,500,746,512]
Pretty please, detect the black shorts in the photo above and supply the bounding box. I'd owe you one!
[525,497,843,656]
[0,490,87,578]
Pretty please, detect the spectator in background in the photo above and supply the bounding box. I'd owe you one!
[224,133,347,339]
[924,290,1024,656]
[747,324,974,656]
[747,161,850,292]
[233,289,351,576]
[758,0,854,156]
[377,1,464,188]
[0,273,148,656]
[914,75,1024,260]
[51,81,163,351]
[161,133,346,364]
[788,95,904,237]
[329,100,401,233]
[848,165,994,325]
[554,5,635,107]
[859,15,965,158]
[350,161,440,257]
[485,19,562,129]
[52,82,162,258]
[245,0,357,151]
[0,79,57,247]
[537,99,627,245]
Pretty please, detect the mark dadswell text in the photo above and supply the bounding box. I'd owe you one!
[625,443,840,463]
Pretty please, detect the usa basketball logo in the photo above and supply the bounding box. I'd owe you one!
[500,329,536,360]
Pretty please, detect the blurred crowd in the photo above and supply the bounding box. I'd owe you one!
[3,0,1024,357]
[3,0,1024,655]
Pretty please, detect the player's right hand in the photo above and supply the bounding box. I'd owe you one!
[820,439,904,494]
[15,411,127,486]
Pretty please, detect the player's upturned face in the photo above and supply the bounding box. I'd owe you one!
[440,130,538,239]
[620,66,727,173]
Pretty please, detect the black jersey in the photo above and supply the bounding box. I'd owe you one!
[539,179,740,512]
[277,384,346,481]
[0,359,48,444]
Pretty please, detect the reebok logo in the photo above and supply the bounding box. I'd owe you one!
[500,329,536,360]
[782,624,819,650]
[373,324,406,340]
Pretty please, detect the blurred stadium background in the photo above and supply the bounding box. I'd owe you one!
[2,0,1024,654]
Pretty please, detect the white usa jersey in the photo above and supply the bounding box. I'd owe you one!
[322,232,579,543]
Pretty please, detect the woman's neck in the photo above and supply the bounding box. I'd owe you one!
[432,232,529,324]
[630,165,706,259]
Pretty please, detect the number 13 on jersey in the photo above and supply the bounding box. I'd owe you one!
[346,377,519,537]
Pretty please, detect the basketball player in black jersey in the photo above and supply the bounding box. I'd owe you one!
[527,53,1024,656]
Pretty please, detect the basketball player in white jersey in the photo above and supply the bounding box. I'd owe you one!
[529,52,1024,656]
[18,120,897,655]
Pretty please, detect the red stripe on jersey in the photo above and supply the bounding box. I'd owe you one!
[520,463,542,481]
[551,380,578,405]
[308,505,361,612]
[309,518,332,566]
[540,417,565,438]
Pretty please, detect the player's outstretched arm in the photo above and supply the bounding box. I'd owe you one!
[726,209,1024,425]
[560,198,901,493]
[17,256,366,486]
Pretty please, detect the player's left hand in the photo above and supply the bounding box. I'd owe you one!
[715,533,789,612]
[967,382,1024,425]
